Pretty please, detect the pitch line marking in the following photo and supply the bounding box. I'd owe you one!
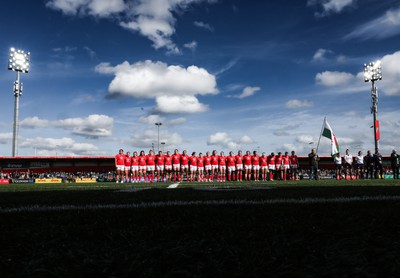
[1,195,400,214]
[167,182,180,189]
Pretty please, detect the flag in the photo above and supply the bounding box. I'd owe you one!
[321,118,340,157]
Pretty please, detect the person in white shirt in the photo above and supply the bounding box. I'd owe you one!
[355,151,365,179]
[334,152,343,180]
[344,149,353,180]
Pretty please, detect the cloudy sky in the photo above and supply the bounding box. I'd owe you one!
[0,0,400,156]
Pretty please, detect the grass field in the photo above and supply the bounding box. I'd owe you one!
[1,179,400,277]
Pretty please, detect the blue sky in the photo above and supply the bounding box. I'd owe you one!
[0,0,400,156]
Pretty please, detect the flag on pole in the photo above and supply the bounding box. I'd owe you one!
[321,118,340,157]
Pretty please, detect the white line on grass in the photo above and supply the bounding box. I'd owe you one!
[167,182,180,189]
[1,195,400,214]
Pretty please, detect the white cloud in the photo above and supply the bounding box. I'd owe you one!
[345,6,400,40]
[96,60,218,114]
[194,21,214,32]
[46,0,125,17]
[20,114,114,138]
[131,129,183,149]
[285,99,314,109]
[167,117,187,125]
[307,0,356,17]
[139,115,165,125]
[312,48,332,61]
[0,133,13,144]
[315,71,356,86]
[380,50,400,96]
[184,41,198,51]
[207,132,254,150]
[234,86,261,99]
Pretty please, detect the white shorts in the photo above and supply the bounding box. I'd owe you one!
[205,165,212,171]
[156,165,164,171]
[116,165,125,171]
[190,165,197,171]
[236,164,243,170]
[147,165,155,171]
[181,164,189,170]
[125,166,131,171]
[228,166,236,172]
[173,164,180,170]
[131,166,139,172]
[275,165,282,170]
[252,165,260,170]
[261,166,268,171]
[219,166,226,170]
[139,165,146,171]
[244,165,252,170]
[165,165,172,171]
[211,165,219,170]
[283,165,290,170]
[268,165,276,170]
[197,166,204,171]
[291,164,298,169]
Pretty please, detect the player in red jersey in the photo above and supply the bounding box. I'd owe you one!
[218,151,226,182]
[204,152,212,182]
[243,150,252,181]
[164,151,173,182]
[290,150,299,180]
[124,151,132,183]
[282,152,291,181]
[131,151,139,183]
[172,149,181,182]
[260,152,269,181]
[235,150,244,181]
[275,152,284,180]
[197,153,205,182]
[180,150,190,182]
[210,150,219,182]
[268,152,276,181]
[156,150,165,182]
[115,149,125,183]
[138,150,147,182]
[146,150,156,183]
[226,151,236,181]
[188,152,198,182]
[252,151,260,181]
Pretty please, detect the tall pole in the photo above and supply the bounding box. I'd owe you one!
[371,80,379,152]
[12,71,22,157]
[155,122,162,153]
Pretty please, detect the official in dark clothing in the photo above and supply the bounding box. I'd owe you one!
[391,149,399,179]
[374,148,384,179]
[308,149,319,180]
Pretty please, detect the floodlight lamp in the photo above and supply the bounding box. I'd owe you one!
[8,48,30,73]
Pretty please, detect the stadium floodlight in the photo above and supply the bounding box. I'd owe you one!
[8,47,30,157]
[155,122,162,153]
[363,60,382,152]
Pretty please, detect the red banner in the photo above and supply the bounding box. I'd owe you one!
[375,120,380,141]
[0,179,10,184]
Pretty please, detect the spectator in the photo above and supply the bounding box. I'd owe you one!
[391,149,399,179]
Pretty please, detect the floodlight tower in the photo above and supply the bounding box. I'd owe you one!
[155,122,162,152]
[8,48,30,157]
[364,60,382,152]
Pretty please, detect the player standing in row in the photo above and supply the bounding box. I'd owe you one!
[172,149,181,182]
[189,152,198,182]
[124,151,132,182]
[243,151,252,181]
[164,151,173,181]
[260,152,269,181]
[282,152,291,181]
[197,153,205,182]
[138,150,147,182]
[275,152,284,180]
[235,150,244,181]
[204,152,212,182]
[146,150,156,183]
[344,149,353,180]
[115,149,125,183]
[334,152,342,180]
[226,151,236,181]
[181,150,189,181]
[268,152,276,181]
[211,150,219,182]
[156,151,165,182]
[252,151,260,181]
[355,151,364,179]
[290,151,299,180]
[131,151,139,183]
[218,151,226,182]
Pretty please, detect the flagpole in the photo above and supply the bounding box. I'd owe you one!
[316,116,326,154]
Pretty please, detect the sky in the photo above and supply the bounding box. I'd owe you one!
[0,0,400,157]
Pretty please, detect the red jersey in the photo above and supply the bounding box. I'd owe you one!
[156,154,165,166]
[211,155,219,166]
[251,155,260,165]
[275,155,283,166]
[131,156,139,166]
[218,156,226,166]
[172,154,181,164]
[204,156,212,166]
[124,155,132,167]
[243,155,252,166]
[146,154,156,166]
[226,156,236,167]
[115,153,125,166]
[290,155,299,165]
[283,155,290,166]
[197,157,204,167]
[181,154,189,166]
[268,155,276,165]
[260,156,268,166]
[138,156,147,166]
[164,155,172,166]
[189,156,198,166]
[235,155,243,165]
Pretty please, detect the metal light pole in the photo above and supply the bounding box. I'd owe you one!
[155,122,162,152]
[364,61,382,152]
[8,48,30,157]
[161,142,165,153]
